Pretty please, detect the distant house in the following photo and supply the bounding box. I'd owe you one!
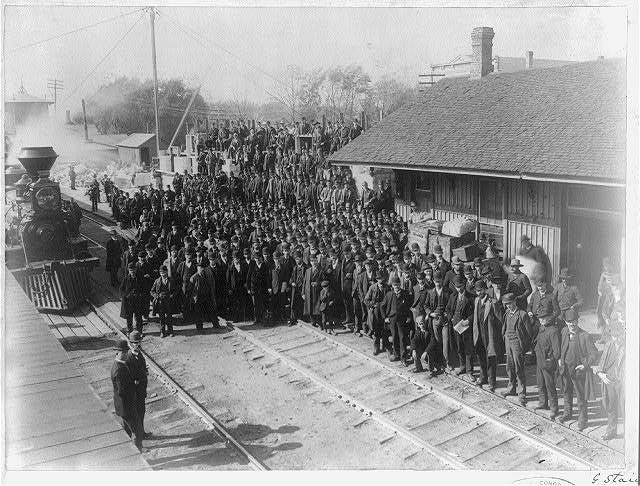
[329,27,626,305]
[430,51,575,79]
[4,84,54,135]
[116,133,157,168]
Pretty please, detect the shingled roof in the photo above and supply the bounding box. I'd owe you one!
[329,59,626,185]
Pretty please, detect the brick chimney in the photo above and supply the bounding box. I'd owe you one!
[470,27,495,79]
[525,51,534,69]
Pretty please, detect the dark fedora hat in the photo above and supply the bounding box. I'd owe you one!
[113,339,129,352]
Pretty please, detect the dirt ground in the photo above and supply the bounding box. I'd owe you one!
[141,325,449,470]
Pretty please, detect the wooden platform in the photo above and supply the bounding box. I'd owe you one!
[3,271,150,470]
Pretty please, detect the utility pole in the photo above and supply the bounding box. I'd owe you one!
[81,99,89,141]
[149,7,161,156]
[47,78,64,113]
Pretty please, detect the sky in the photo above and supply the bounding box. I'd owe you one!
[2,2,629,117]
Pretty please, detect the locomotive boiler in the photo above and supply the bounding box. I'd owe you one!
[9,146,99,312]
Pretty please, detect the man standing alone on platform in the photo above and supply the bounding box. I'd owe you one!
[111,339,144,451]
[127,331,150,439]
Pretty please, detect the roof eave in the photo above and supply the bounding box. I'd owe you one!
[331,159,625,188]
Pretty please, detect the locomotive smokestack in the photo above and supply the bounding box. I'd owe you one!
[17,146,58,181]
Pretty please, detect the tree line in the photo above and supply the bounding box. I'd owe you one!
[75,64,415,144]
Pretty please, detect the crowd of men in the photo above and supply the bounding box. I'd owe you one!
[102,118,625,443]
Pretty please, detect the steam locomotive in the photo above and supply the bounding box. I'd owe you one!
[7,146,99,312]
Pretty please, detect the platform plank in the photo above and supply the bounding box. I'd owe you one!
[4,272,149,471]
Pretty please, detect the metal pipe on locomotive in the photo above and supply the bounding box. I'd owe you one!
[8,146,99,312]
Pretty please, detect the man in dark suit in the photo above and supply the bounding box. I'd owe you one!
[111,339,144,451]
[381,276,412,364]
[227,250,249,322]
[557,309,598,430]
[501,293,533,406]
[534,314,561,418]
[472,280,504,392]
[151,265,177,337]
[365,271,389,355]
[303,255,325,327]
[351,255,367,335]
[425,272,453,370]
[189,262,211,332]
[126,331,150,438]
[246,253,270,324]
[289,252,307,326]
[596,314,625,441]
[120,263,144,334]
[446,275,475,378]
[106,230,123,286]
[339,245,356,328]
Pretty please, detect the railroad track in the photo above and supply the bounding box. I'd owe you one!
[226,321,624,470]
[55,289,268,471]
[76,208,624,470]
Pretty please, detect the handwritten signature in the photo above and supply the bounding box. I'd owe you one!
[592,472,639,484]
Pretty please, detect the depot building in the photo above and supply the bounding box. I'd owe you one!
[329,28,626,307]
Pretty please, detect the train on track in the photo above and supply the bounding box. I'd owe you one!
[5,146,99,312]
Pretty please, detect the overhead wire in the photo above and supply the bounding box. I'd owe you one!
[61,12,145,106]
[6,7,146,54]
[158,10,298,118]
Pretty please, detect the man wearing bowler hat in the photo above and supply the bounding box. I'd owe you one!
[127,331,150,438]
[111,339,144,451]
[446,274,475,378]
[381,275,412,364]
[557,309,598,430]
[501,293,532,406]
[365,270,389,355]
[472,280,504,391]
[507,258,532,310]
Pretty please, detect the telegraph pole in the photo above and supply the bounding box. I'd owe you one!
[47,78,64,113]
[149,7,161,155]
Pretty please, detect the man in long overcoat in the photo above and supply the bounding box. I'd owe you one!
[151,265,177,337]
[120,263,145,334]
[446,275,475,378]
[596,315,625,441]
[303,255,325,326]
[111,339,143,450]
[472,280,504,391]
[534,314,561,418]
[364,271,389,355]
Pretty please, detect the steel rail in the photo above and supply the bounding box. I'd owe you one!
[86,300,268,471]
[228,322,468,469]
[294,320,617,469]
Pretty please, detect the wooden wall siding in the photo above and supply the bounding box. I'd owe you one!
[507,221,561,281]
[507,180,561,226]
[479,179,503,221]
[433,175,477,212]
